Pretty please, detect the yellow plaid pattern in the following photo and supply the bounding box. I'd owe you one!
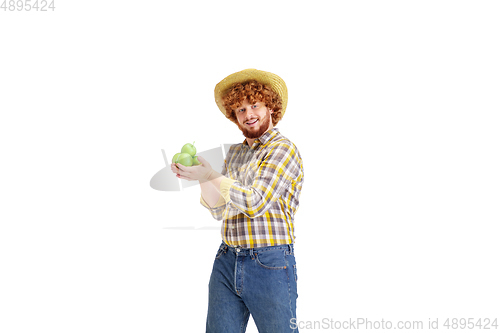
[200,128,304,248]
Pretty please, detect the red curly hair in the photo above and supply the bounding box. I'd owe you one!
[221,80,283,126]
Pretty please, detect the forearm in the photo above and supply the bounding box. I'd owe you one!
[199,171,228,207]
[199,178,221,208]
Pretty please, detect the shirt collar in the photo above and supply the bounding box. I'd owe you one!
[242,127,280,146]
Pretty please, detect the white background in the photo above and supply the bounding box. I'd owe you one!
[1,1,499,332]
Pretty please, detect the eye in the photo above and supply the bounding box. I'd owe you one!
[252,104,258,109]
[238,108,245,112]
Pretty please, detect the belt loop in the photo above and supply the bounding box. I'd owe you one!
[288,244,294,255]
[220,243,227,253]
[249,248,255,259]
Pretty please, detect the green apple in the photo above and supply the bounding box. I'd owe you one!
[172,153,182,165]
[192,156,201,165]
[175,153,193,166]
[181,142,196,156]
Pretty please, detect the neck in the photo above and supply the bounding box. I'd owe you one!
[246,138,255,147]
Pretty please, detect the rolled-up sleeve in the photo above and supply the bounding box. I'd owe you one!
[220,177,237,203]
[200,193,227,220]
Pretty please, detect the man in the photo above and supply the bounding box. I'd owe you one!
[171,68,304,332]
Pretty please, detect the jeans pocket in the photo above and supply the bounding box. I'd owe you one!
[255,249,287,270]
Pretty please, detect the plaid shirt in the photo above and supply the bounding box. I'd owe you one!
[200,128,304,248]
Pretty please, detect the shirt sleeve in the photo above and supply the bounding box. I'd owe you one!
[220,177,236,202]
[226,140,303,218]
[200,193,226,220]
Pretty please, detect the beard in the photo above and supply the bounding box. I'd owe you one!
[236,110,272,140]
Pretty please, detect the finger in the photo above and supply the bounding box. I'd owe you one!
[175,167,191,178]
[177,174,193,181]
[197,156,209,166]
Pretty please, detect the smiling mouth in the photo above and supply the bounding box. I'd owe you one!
[246,119,258,125]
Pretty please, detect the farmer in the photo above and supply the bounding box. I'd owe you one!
[172,68,304,332]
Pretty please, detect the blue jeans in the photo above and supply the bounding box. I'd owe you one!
[206,242,299,333]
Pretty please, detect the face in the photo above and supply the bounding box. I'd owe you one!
[234,99,274,140]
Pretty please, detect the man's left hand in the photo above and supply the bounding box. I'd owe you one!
[172,156,213,182]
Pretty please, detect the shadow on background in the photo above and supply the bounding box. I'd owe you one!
[150,144,235,191]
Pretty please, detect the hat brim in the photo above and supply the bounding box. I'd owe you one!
[214,68,288,118]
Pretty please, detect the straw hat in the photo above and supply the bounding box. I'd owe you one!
[214,68,288,117]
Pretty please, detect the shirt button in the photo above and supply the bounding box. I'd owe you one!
[236,248,240,252]
[231,226,235,230]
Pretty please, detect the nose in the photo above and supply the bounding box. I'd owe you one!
[243,109,255,120]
